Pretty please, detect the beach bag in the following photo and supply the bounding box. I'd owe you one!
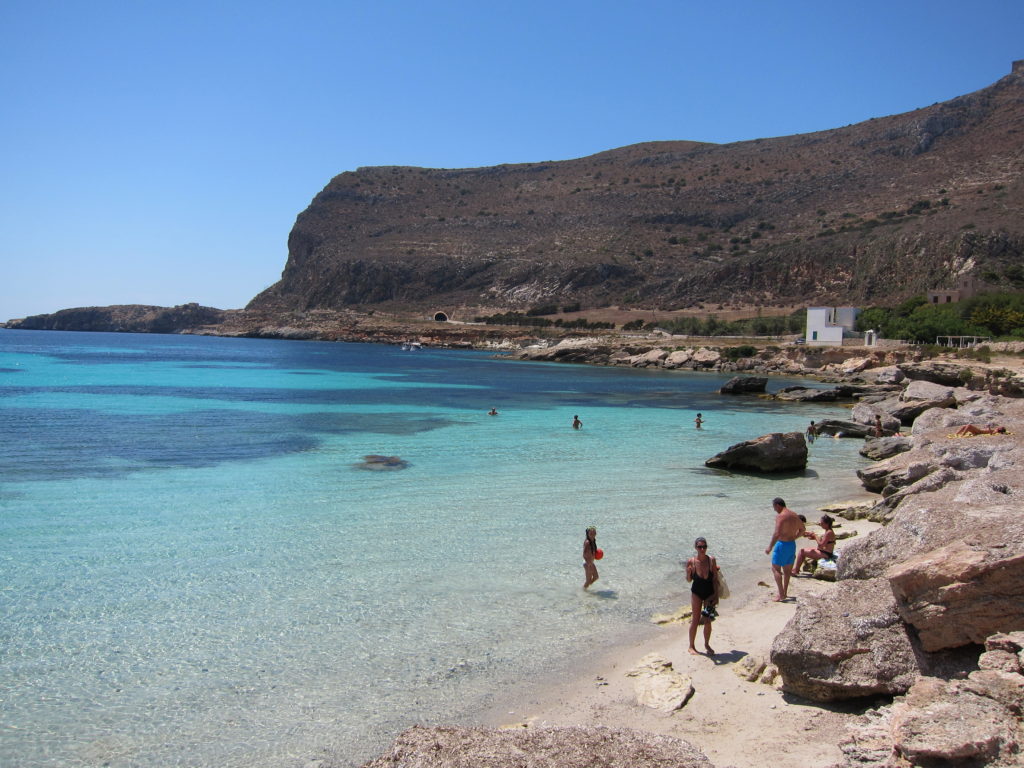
[716,571,730,599]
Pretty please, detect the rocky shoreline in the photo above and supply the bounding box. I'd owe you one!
[769,381,1024,767]
[356,364,1024,768]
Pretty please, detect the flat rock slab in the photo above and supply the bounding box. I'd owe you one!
[626,653,695,713]
[860,436,913,460]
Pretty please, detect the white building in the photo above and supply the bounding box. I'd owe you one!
[805,307,859,346]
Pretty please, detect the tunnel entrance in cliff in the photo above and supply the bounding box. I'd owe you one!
[433,312,449,322]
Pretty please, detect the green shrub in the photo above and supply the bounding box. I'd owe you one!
[723,345,758,360]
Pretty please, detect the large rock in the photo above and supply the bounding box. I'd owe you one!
[360,725,714,768]
[690,348,721,367]
[900,380,957,405]
[629,348,668,367]
[774,386,839,402]
[850,402,901,435]
[887,535,1024,652]
[839,500,1024,581]
[625,654,695,713]
[909,405,974,434]
[898,362,969,387]
[704,432,807,472]
[889,676,1021,765]
[819,498,878,520]
[814,419,873,438]
[838,665,1024,768]
[872,467,960,520]
[719,375,767,394]
[912,398,1011,437]
[927,439,1006,471]
[880,461,941,497]
[663,349,693,368]
[770,578,920,701]
[860,436,913,461]
[855,447,935,492]
[863,365,906,385]
[871,383,956,425]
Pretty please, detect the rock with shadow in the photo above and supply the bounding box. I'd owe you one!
[860,436,913,461]
[886,510,1024,652]
[704,431,807,473]
[770,577,921,701]
[719,375,767,394]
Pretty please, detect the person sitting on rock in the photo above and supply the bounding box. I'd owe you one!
[794,515,836,575]
[955,423,1007,437]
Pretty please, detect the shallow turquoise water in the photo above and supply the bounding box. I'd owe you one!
[0,330,866,766]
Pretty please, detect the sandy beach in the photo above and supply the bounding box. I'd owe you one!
[479,514,883,768]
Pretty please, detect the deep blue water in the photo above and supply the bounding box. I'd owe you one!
[0,330,866,767]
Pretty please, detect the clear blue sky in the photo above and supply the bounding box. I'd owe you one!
[2,1,1021,319]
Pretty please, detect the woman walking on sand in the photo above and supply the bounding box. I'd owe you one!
[686,536,719,655]
[583,527,599,589]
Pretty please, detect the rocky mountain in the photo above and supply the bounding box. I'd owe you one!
[250,61,1024,316]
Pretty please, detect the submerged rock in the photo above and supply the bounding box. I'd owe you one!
[355,454,409,471]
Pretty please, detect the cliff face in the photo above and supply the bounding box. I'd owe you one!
[251,64,1024,314]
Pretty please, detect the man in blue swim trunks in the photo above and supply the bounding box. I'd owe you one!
[765,497,805,602]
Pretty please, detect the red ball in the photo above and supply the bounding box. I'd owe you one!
[594,548,604,560]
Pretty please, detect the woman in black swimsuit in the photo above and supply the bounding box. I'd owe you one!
[686,536,719,656]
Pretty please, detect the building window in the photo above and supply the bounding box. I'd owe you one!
[812,331,818,341]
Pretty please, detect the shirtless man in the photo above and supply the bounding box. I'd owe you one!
[764,497,804,602]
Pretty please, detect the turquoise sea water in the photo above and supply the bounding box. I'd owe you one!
[0,330,866,767]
